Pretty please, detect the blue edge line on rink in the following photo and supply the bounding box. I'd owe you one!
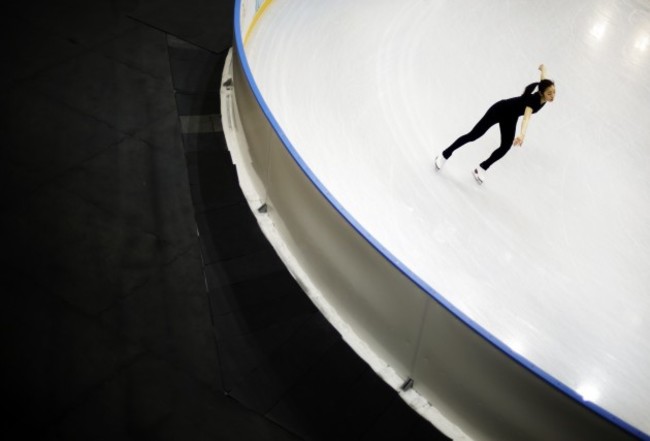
[232,1,648,439]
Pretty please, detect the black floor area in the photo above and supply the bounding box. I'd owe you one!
[3,1,449,439]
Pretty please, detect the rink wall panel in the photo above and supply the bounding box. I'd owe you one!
[221,1,642,440]
[229,43,424,379]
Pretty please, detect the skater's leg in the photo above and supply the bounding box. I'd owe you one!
[442,105,499,159]
[479,118,516,170]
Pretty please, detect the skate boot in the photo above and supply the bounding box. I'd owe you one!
[434,155,446,171]
[473,167,485,184]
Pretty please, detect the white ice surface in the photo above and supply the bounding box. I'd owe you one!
[244,0,650,434]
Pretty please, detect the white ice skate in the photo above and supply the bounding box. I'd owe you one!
[434,155,446,171]
[473,167,485,184]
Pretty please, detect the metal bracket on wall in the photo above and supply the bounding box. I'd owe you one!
[400,378,414,391]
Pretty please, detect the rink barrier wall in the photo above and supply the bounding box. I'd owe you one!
[220,1,647,440]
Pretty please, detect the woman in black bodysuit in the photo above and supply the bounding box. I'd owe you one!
[435,64,555,184]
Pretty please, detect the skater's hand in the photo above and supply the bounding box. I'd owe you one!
[514,136,525,146]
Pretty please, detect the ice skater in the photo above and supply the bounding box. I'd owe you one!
[434,64,555,184]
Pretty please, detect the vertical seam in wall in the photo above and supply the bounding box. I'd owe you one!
[409,299,431,375]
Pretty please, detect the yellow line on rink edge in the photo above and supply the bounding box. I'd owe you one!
[244,0,276,46]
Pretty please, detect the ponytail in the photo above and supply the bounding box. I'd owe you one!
[522,82,539,96]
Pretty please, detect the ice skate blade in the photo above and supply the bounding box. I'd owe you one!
[473,169,484,185]
[434,156,445,171]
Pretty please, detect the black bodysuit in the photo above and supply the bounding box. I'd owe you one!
[443,93,546,170]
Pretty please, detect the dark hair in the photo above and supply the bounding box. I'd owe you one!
[522,79,555,96]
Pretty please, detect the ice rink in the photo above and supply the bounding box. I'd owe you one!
[243,0,650,436]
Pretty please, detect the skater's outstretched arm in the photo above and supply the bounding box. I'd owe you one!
[539,64,548,80]
[514,106,533,146]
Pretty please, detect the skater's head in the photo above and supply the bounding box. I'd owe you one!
[522,79,556,103]
[539,79,556,103]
